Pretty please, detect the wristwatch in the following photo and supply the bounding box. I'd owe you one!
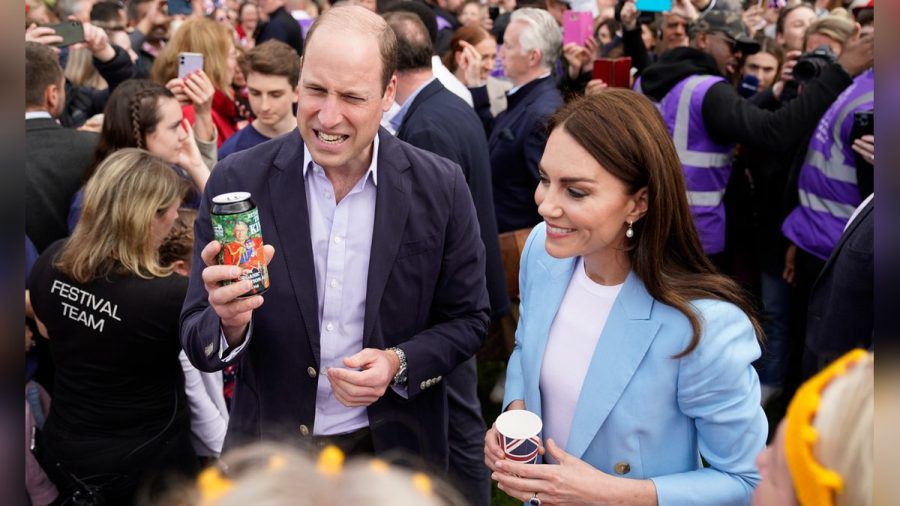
[386,347,407,386]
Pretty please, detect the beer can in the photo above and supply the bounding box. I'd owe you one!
[211,192,269,296]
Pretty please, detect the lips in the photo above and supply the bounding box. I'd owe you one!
[546,222,576,237]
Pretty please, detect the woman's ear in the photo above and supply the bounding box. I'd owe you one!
[629,187,649,222]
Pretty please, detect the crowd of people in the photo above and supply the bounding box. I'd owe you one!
[24,0,874,504]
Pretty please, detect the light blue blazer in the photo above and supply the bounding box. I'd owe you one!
[504,224,768,505]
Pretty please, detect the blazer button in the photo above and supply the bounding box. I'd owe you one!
[299,424,310,437]
[614,461,631,475]
[307,367,317,378]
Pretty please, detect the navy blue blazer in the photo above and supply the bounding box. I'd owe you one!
[472,75,563,233]
[180,128,490,467]
[397,79,509,319]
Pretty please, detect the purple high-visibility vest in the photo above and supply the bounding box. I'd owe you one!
[654,75,734,255]
[782,69,874,261]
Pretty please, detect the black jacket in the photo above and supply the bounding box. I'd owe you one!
[60,45,136,128]
[641,47,854,151]
[256,6,304,56]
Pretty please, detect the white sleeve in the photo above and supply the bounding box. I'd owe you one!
[179,350,229,456]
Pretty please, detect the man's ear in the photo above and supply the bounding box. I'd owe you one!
[45,83,61,114]
[381,73,397,111]
[694,32,707,50]
[529,48,542,67]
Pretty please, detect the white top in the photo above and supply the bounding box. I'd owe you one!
[179,350,228,457]
[539,258,623,459]
[432,55,473,107]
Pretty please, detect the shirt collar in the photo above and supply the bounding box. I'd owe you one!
[302,133,379,186]
[389,76,436,132]
[25,111,53,120]
[508,71,552,96]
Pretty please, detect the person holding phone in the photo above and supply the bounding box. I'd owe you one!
[487,90,767,506]
[25,21,137,128]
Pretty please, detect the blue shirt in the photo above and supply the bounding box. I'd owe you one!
[218,123,272,160]
[388,77,436,133]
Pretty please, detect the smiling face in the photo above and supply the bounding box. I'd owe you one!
[778,6,817,51]
[459,2,482,27]
[535,127,647,269]
[144,97,188,165]
[475,36,498,81]
[297,24,396,176]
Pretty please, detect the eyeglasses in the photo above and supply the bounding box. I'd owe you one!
[711,32,739,53]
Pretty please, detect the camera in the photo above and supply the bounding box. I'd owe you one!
[793,45,837,83]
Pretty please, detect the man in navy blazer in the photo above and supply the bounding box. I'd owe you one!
[180,6,489,469]
[387,12,507,504]
[469,8,564,233]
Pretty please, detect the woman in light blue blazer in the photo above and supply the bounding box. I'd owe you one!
[485,91,768,506]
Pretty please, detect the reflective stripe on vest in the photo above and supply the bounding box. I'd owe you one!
[673,76,732,170]
[687,189,727,207]
[782,69,874,260]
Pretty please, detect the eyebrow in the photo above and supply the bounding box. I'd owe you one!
[538,166,596,184]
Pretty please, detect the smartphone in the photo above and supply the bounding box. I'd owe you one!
[488,4,500,21]
[635,0,672,12]
[850,110,874,151]
[178,52,204,79]
[44,20,85,47]
[167,0,194,16]
[593,57,632,88]
[562,10,593,46]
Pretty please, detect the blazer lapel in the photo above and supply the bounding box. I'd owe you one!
[268,135,322,365]
[398,80,442,135]
[363,130,411,346]
[565,272,661,459]
[523,255,577,418]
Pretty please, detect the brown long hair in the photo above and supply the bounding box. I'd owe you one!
[548,90,762,357]
[55,149,189,283]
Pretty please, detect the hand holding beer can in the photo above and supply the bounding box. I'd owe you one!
[211,192,270,297]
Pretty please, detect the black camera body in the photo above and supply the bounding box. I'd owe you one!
[793,45,837,83]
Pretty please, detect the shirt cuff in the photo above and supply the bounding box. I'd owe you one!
[219,321,252,362]
[390,384,409,399]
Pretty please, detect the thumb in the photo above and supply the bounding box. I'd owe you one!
[343,348,376,369]
[546,438,570,464]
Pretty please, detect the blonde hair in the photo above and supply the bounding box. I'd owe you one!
[55,148,189,283]
[151,17,235,94]
[65,47,107,89]
[813,352,874,506]
[803,15,858,50]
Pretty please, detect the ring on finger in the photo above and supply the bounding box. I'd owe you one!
[529,492,541,506]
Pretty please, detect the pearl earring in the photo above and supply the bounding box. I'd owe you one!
[625,221,634,239]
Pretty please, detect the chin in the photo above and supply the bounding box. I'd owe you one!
[543,239,578,260]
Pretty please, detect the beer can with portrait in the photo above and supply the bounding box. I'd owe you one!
[211,192,269,296]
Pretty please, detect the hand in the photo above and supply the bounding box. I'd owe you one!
[782,244,797,286]
[182,70,216,114]
[25,23,63,47]
[780,50,801,83]
[562,42,594,80]
[166,78,192,106]
[837,33,874,77]
[620,0,638,31]
[852,134,874,164]
[668,0,699,22]
[585,78,608,96]
[326,348,399,407]
[79,114,103,133]
[176,119,207,171]
[742,4,765,37]
[81,22,115,62]
[200,240,275,345]
[484,400,534,473]
[457,40,485,87]
[493,438,606,505]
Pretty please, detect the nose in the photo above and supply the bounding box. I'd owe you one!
[317,94,342,129]
[536,185,562,219]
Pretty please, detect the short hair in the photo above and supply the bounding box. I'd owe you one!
[383,0,439,46]
[802,15,856,50]
[509,8,562,71]
[90,1,124,28]
[384,11,434,71]
[303,5,398,92]
[25,41,63,108]
[242,40,302,87]
[775,2,815,35]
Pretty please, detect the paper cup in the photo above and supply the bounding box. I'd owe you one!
[495,409,543,464]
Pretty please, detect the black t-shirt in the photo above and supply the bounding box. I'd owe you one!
[28,240,189,438]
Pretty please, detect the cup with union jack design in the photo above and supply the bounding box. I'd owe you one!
[495,409,543,464]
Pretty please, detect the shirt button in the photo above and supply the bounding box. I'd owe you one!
[334,236,343,244]
[324,191,332,199]
[325,322,334,332]
[307,366,317,378]
[330,279,338,288]
[298,424,310,437]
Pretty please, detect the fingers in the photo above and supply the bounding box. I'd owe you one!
[200,240,223,267]
[327,368,383,406]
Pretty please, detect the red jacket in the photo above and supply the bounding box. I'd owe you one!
[182,89,238,147]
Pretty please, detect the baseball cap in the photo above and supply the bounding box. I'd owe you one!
[690,8,760,55]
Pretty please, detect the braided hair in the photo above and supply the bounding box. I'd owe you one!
[87,79,177,182]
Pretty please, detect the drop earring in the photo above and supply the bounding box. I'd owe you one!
[625,220,634,239]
